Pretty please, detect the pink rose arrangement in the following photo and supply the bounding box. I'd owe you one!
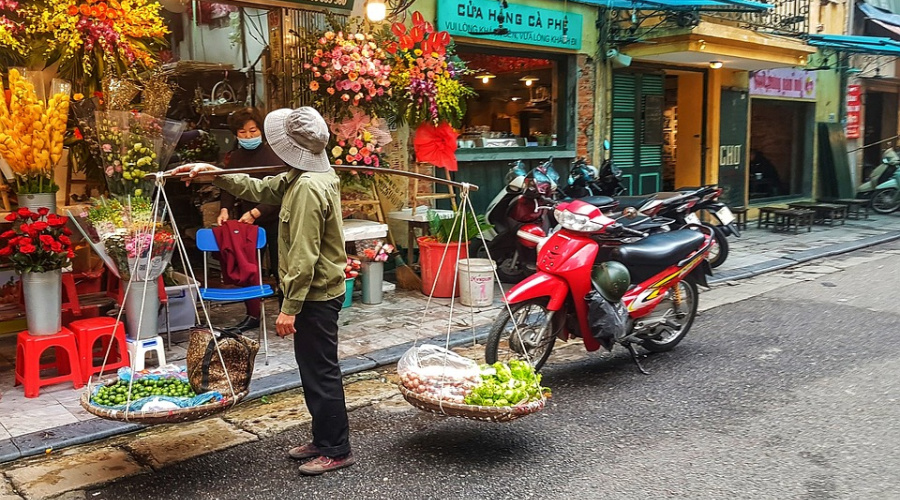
[304,30,394,120]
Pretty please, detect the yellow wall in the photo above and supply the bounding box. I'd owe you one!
[676,72,704,188]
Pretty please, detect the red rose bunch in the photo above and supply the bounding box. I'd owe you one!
[0,207,74,273]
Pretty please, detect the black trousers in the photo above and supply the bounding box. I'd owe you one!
[292,296,351,457]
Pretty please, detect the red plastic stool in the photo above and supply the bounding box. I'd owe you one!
[69,317,130,383]
[14,327,84,398]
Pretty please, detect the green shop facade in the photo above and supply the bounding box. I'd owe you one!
[419,0,602,211]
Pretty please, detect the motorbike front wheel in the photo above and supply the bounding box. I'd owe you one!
[871,188,900,214]
[705,224,730,269]
[485,299,558,371]
[640,279,699,353]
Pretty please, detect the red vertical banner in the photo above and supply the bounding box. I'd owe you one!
[846,84,861,139]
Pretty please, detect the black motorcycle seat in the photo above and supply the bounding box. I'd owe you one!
[615,195,655,209]
[610,229,705,267]
[578,195,617,208]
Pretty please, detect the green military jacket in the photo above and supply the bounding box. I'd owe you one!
[214,169,347,315]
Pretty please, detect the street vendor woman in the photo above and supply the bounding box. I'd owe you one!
[172,106,355,476]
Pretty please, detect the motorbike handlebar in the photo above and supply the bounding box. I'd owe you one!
[610,224,648,238]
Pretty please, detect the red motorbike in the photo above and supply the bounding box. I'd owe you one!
[486,199,714,373]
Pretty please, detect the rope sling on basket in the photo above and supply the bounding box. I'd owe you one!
[396,183,551,422]
[75,173,255,424]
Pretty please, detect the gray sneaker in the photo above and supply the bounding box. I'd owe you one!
[288,443,320,460]
[298,453,356,476]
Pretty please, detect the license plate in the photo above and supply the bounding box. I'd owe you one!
[715,207,735,225]
[685,213,701,225]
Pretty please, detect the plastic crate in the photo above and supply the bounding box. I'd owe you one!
[157,273,199,333]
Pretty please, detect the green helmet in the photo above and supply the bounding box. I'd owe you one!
[592,261,631,302]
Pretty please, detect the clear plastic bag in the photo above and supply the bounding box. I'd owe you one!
[397,345,481,404]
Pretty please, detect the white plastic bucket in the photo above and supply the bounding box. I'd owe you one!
[458,258,497,307]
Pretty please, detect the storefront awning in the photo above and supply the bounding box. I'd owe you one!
[858,2,900,41]
[806,34,900,56]
[570,0,772,12]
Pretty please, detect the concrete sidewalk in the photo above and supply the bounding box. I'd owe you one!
[1,211,899,465]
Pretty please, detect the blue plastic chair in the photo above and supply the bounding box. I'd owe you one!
[196,227,274,364]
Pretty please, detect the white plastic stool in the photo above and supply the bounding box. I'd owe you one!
[126,336,166,371]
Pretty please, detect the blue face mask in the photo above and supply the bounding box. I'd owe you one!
[238,136,262,150]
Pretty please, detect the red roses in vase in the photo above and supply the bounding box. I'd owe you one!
[1,208,74,273]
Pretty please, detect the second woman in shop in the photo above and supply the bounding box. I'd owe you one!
[219,107,285,332]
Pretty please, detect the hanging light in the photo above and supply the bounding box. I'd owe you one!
[520,76,539,86]
[480,73,496,84]
[366,0,387,22]
[709,61,723,69]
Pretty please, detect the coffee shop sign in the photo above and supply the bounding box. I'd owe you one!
[437,0,583,50]
[749,68,816,99]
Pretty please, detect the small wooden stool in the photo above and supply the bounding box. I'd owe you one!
[820,198,870,220]
[773,209,814,233]
[757,207,781,229]
[731,207,748,231]
[787,202,848,226]
[14,327,84,398]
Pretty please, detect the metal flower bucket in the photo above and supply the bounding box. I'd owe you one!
[21,269,62,335]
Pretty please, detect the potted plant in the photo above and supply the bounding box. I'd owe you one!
[417,210,491,298]
[0,207,74,335]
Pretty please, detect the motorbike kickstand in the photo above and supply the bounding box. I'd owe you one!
[625,343,650,375]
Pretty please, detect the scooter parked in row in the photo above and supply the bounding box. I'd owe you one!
[557,147,738,268]
[859,147,900,214]
[473,159,561,283]
[485,199,714,372]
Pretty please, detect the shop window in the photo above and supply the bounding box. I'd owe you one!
[455,47,569,150]
[749,99,814,201]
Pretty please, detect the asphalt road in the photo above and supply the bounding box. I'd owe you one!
[91,242,900,499]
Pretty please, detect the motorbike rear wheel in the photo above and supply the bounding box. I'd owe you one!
[640,279,699,353]
[485,299,558,372]
[470,240,529,284]
[705,224,729,269]
[871,188,900,214]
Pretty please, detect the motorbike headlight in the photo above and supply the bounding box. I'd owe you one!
[558,211,605,232]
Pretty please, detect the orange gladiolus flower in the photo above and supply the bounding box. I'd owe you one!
[67,5,78,15]
[106,10,117,19]
[80,4,91,15]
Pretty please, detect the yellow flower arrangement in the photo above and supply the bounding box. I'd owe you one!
[23,0,167,91]
[0,69,71,193]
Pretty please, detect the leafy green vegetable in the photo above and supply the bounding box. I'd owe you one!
[464,360,551,408]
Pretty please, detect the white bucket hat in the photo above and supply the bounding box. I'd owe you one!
[264,107,332,172]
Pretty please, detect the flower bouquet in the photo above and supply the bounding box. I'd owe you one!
[0,69,71,194]
[0,207,74,273]
[387,12,475,129]
[69,196,175,282]
[328,108,392,191]
[21,0,168,93]
[304,30,394,120]
[354,239,393,263]
[1,207,74,335]
[94,110,184,200]
[0,0,24,66]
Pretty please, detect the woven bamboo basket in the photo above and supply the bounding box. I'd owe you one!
[398,384,545,423]
[80,385,247,425]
